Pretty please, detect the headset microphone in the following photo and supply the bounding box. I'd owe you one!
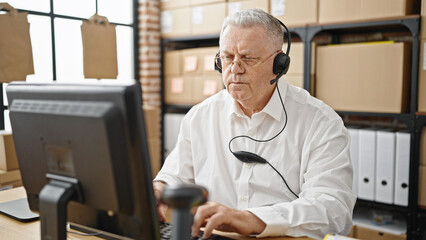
[270,70,286,85]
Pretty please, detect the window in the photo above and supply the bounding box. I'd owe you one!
[1,0,138,129]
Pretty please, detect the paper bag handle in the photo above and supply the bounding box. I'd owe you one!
[0,3,18,14]
[88,14,110,25]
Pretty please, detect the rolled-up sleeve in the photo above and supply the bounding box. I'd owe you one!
[154,109,196,186]
[247,118,357,239]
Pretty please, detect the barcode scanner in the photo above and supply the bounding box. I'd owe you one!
[161,184,208,240]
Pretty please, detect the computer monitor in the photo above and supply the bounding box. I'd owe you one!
[6,80,160,240]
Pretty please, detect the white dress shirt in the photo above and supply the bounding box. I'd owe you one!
[155,79,357,239]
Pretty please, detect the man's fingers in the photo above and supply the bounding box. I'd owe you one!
[201,212,227,239]
[191,202,216,237]
[157,204,168,222]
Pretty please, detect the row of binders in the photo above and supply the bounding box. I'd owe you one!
[349,127,410,206]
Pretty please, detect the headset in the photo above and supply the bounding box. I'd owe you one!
[214,19,291,85]
[215,18,299,199]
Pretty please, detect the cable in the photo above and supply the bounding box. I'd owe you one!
[228,81,299,199]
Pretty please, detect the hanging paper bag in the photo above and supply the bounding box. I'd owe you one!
[0,3,34,82]
[81,14,118,79]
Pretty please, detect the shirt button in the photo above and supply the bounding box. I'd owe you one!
[241,196,247,201]
[245,163,251,169]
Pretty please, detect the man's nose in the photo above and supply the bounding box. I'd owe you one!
[230,60,244,73]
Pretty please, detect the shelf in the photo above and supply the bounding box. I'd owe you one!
[308,15,419,36]
[338,111,411,119]
[163,107,414,121]
[356,199,409,214]
[161,27,307,43]
[163,104,193,114]
[162,33,219,43]
[415,115,426,131]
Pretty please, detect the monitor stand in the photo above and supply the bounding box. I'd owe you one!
[39,174,81,240]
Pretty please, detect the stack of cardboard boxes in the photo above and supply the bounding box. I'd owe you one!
[318,0,418,24]
[0,131,22,190]
[315,0,418,114]
[271,0,318,27]
[160,0,318,38]
[161,0,226,37]
[161,0,419,38]
[281,42,304,88]
[164,47,223,105]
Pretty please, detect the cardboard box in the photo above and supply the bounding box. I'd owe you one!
[228,0,269,16]
[164,50,182,77]
[198,47,220,74]
[0,132,19,171]
[420,165,426,208]
[318,0,361,23]
[148,138,161,178]
[421,127,426,166]
[192,74,224,103]
[272,0,318,27]
[182,48,204,76]
[422,0,426,38]
[143,106,160,139]
[418,39,426,112]
[284,75,303,88]
[161,8,191,38]
[285,42,304,76]
[316,42,411,113]
[181,47,219,76]
[361,0,418,20]
[354,225,406,240]
[318,0,417,24]
[191,0,226,6]
[0,179,22,191]
[160,0,191,10]
[164,76,194,104]
[0,169,21,185]
[284,41,316,74]
[191,3,226,35]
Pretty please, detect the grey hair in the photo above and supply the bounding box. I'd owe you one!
[220,9,284,49]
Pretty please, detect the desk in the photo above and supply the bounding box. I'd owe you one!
[0,187,312,240]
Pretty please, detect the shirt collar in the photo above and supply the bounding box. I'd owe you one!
[226,79,288,122]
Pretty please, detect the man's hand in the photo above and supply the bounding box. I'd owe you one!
[191,202,266,239]
[153,180,168,222]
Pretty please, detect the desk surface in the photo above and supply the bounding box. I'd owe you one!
[0,187,312,240]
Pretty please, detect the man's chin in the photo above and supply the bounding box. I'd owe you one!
[228,90,249,102]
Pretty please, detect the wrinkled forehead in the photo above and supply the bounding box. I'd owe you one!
[219,25,273,55]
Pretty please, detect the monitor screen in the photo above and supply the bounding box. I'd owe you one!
[6,80,160,239]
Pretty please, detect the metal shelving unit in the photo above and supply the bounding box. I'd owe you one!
[160,15,422,239]
[414,115,426,239]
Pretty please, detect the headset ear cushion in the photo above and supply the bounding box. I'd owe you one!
[214,52,222,74]
[273,52,290,76]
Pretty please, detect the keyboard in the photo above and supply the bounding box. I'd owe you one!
[159,222,234,240]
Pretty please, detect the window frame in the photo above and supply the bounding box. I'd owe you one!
[1,0,140,129]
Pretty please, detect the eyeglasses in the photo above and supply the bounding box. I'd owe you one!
[215,51,279,71]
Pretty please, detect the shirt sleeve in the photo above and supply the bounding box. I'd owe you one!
[154,108,196,186]
[247,118,357,239]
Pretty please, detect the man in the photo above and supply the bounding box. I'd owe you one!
[154,9,356,239]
